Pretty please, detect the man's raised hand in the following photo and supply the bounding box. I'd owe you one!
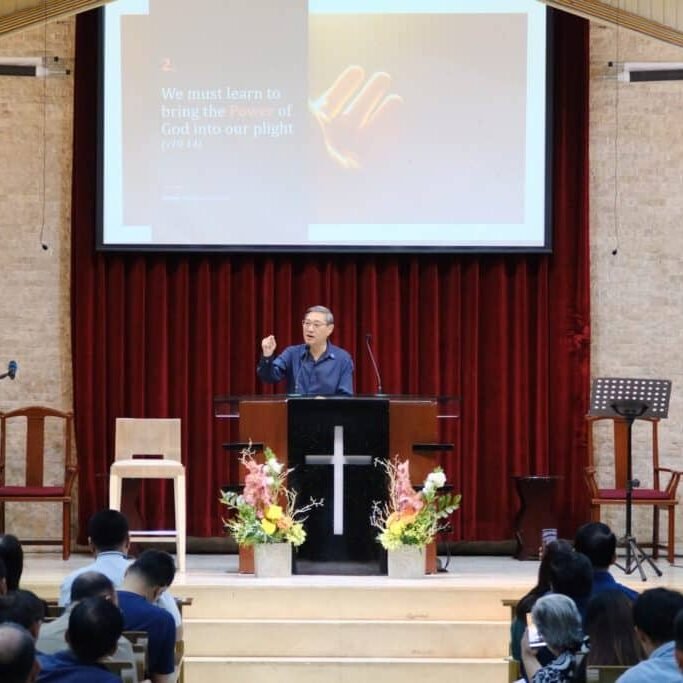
[261,335,277,357]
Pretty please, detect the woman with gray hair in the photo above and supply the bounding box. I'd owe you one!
[521,593,585,682]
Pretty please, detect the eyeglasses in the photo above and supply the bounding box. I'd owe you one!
[301,319,329,329]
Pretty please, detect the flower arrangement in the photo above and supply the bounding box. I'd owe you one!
[371,459,461,550]
[220,445,323,547]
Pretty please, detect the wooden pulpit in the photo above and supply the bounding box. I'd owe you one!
[217,395,454,575]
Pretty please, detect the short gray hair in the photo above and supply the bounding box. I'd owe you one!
[532,593,583,652]
[305,306,334,325]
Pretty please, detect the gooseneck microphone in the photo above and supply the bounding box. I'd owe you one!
[365,334,384,395]
[0,360,18,381]
[293,345,309,395]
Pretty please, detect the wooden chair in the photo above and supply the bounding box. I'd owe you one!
[585,665,630,682]
[0,407,77,560]
[584,415,681,564]
[44,599,64,620]
[102,659,137,683]
[122,630,149,682]
[109,418,186,572]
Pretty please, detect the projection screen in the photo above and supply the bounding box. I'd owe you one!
[98,0,551,252]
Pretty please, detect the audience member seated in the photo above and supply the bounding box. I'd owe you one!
[517,545,595,680]
[0,534,24,592]
[0,622,40,683]
[521,593,586,683]
[0,591,46,640]
[511,539,574,662]
[0,556,8,595]
[548,550,593,619]
[37,596,123,682]
[616,588,683,682]
[574,522,638,601]
[584,590,645,667]
[117,550,177,683]
[37,571,139,681]
[58,510,181,639]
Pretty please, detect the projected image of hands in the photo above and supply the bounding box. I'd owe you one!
[310,65,403,170]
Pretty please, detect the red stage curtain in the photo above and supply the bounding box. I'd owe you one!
[71,10,589,542]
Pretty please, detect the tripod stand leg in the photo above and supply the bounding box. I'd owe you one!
[633,539,663,578]
[626,539,647,581]
[618,536,662,580]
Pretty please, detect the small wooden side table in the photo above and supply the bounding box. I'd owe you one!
[513,475,563,560]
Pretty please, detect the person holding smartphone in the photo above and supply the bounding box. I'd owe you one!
[521,593,585,683]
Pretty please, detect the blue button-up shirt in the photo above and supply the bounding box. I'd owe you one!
[37,650,120,682]
[616,641,682,682]
[591,569,639,601]
[257,342,354,396]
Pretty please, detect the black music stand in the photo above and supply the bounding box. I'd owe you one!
[589,377,672,580]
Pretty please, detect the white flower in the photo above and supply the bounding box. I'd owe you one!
[265,476,275,486]
[425,470,446,489]
[268,460,284,474]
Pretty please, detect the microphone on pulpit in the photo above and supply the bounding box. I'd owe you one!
[365,334,385,395]
[292,345,309,395]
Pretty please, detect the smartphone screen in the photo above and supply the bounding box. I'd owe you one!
[526,613,547,648]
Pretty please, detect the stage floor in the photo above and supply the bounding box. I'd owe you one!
[21,551,683,593]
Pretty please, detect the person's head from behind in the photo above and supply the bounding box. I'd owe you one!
[0,622,38,683]
[531,593,583,656]
[515,539,574,621]
[549,548,593,603]
[0,591,46,640]
[633,588,683,655]
[574,522,616,570]
[537,539,575,592]
[70,571,116,606]
[66,597,123,663]
[0,535,23,592]
[87,509,129,553]
[124,549,176,602]
[584,590,644,666]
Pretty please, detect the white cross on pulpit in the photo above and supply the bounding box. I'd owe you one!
[305,425,373,535]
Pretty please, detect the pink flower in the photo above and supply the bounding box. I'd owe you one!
[242,460,273,514]
[395,461,424,515]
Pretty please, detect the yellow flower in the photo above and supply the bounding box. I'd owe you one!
[388,519,404,535]
[265,505,283,521]
[261,518,277,535]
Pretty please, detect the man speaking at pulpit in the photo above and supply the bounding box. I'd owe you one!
[257,305,354,396]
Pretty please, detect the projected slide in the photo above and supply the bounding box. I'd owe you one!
[100,0,549,251]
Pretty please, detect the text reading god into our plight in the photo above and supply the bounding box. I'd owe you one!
[160,86,294,150]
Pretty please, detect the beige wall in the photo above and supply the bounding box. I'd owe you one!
[0,19,74,542]
[2,14,683,552]
[590,22,683,543]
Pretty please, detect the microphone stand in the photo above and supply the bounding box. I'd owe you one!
[292,345,309,395]
[611,400,662,580]
[365,334,385,396]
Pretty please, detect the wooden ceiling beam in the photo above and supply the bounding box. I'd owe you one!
[0,0,112,36]
[541,0,683,48]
